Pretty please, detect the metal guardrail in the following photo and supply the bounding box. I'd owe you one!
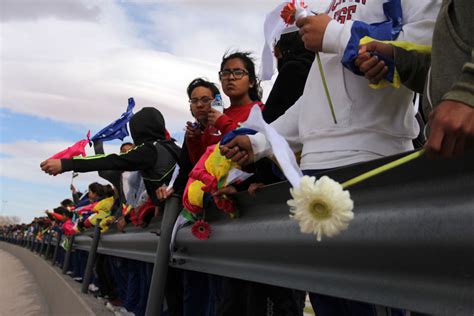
[170,151,474,316]
[73,221,161,263]
[74,232,93,252]
[2,151,473,315]
[97,221,161,263]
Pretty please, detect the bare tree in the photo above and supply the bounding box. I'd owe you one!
[0,216,22,226]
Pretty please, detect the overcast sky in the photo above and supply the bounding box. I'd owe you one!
[0,0,302,223]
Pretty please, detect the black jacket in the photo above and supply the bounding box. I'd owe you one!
[61,107,180,206]
[263,53,314,124]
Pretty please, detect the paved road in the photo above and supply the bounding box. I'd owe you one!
[0,249,49,315]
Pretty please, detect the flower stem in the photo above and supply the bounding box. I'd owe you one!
[316,52,337,124]
[341,149,425,189]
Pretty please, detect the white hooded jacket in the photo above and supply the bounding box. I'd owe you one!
[251,0,441,170]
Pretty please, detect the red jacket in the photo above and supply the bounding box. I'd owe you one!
[186,101,263,164]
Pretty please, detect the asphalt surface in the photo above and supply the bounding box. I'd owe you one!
[0,248,50,315]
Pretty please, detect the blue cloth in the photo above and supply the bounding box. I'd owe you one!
[91,98,135,142]
[109,256,128,302]
[135,261,153,316]
[123,259,140,312]
[57,247,65,266]
[341,0,403,82]
[183,270,210,316]
[71,250,87,279]
[76,194,91,208]
[220,128,257,146]
[207,274,223,316]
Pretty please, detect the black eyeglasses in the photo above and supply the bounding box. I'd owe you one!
[189,96,214,105]
[218,69,249,80]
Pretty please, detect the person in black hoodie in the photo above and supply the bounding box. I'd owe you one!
[262,31,315,124]
[40,107,180,209]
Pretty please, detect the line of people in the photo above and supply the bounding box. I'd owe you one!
[15,0,474,315]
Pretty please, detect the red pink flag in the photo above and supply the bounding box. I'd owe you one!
[49,131,91,159]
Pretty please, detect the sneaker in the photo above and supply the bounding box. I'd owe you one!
[106,302,118,313]
[73,277,83,282]
[88,284,99,292]
[66,271,73,275]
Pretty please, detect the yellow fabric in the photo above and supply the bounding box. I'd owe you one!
[188,180,206,208]
[88,196,114,226]
[99,215,115,232]
[204,144,238,186]
[188,144,239,210]
[122,204,133,216]
[359,36,432,89]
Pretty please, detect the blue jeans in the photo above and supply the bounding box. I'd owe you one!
[135,261,154,316]
[109,256,128,302]
[123,259,140,312]
[71,250,87,278]
[183,270,211,316]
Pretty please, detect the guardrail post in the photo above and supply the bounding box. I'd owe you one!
[52,232,62,266]
[29,236,35,251]
[145,196,181,316]
[62,235,75,274]
[34,238,39,253]
[81,220,101,294]
[45,232,53,259]
[30,237,35,251]
[39,234,47,256]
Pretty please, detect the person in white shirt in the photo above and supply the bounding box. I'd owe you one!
[221,1,441,315]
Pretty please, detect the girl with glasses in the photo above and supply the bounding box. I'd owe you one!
[184,52,264,165]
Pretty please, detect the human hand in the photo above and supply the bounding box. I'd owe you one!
[296,14,332,52]
[70,184,77,193]
[219,136,254,166]
[156,184,174,202]
[103,217,115,226]
[40,159,63,175]
[116,217,127,233]
[207,108,223,126]
[185,121,202,139]
[248,183,265,197]
[355,41,394,84]
[212,186,237,198]
[425,100,474,158]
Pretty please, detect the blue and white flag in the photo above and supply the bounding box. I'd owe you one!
[91,98,135,142]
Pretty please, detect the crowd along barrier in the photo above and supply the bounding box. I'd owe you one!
[2,150,473,315]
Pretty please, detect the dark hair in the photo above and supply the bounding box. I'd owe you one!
[53,206,74,219]
[88,182,116,199]
[275,31,315,70]
[220,51,262,102]
[275,31,310,58]
[88,182,104,196]
[60,199,74,208]
[120,142,134,151]
[103,184,116,198]
[186,78,220,99]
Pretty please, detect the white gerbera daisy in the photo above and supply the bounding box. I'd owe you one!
[288,175,354,241]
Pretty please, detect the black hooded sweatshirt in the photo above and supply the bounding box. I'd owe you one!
[61,107,179,206]
[262,31,315,124]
